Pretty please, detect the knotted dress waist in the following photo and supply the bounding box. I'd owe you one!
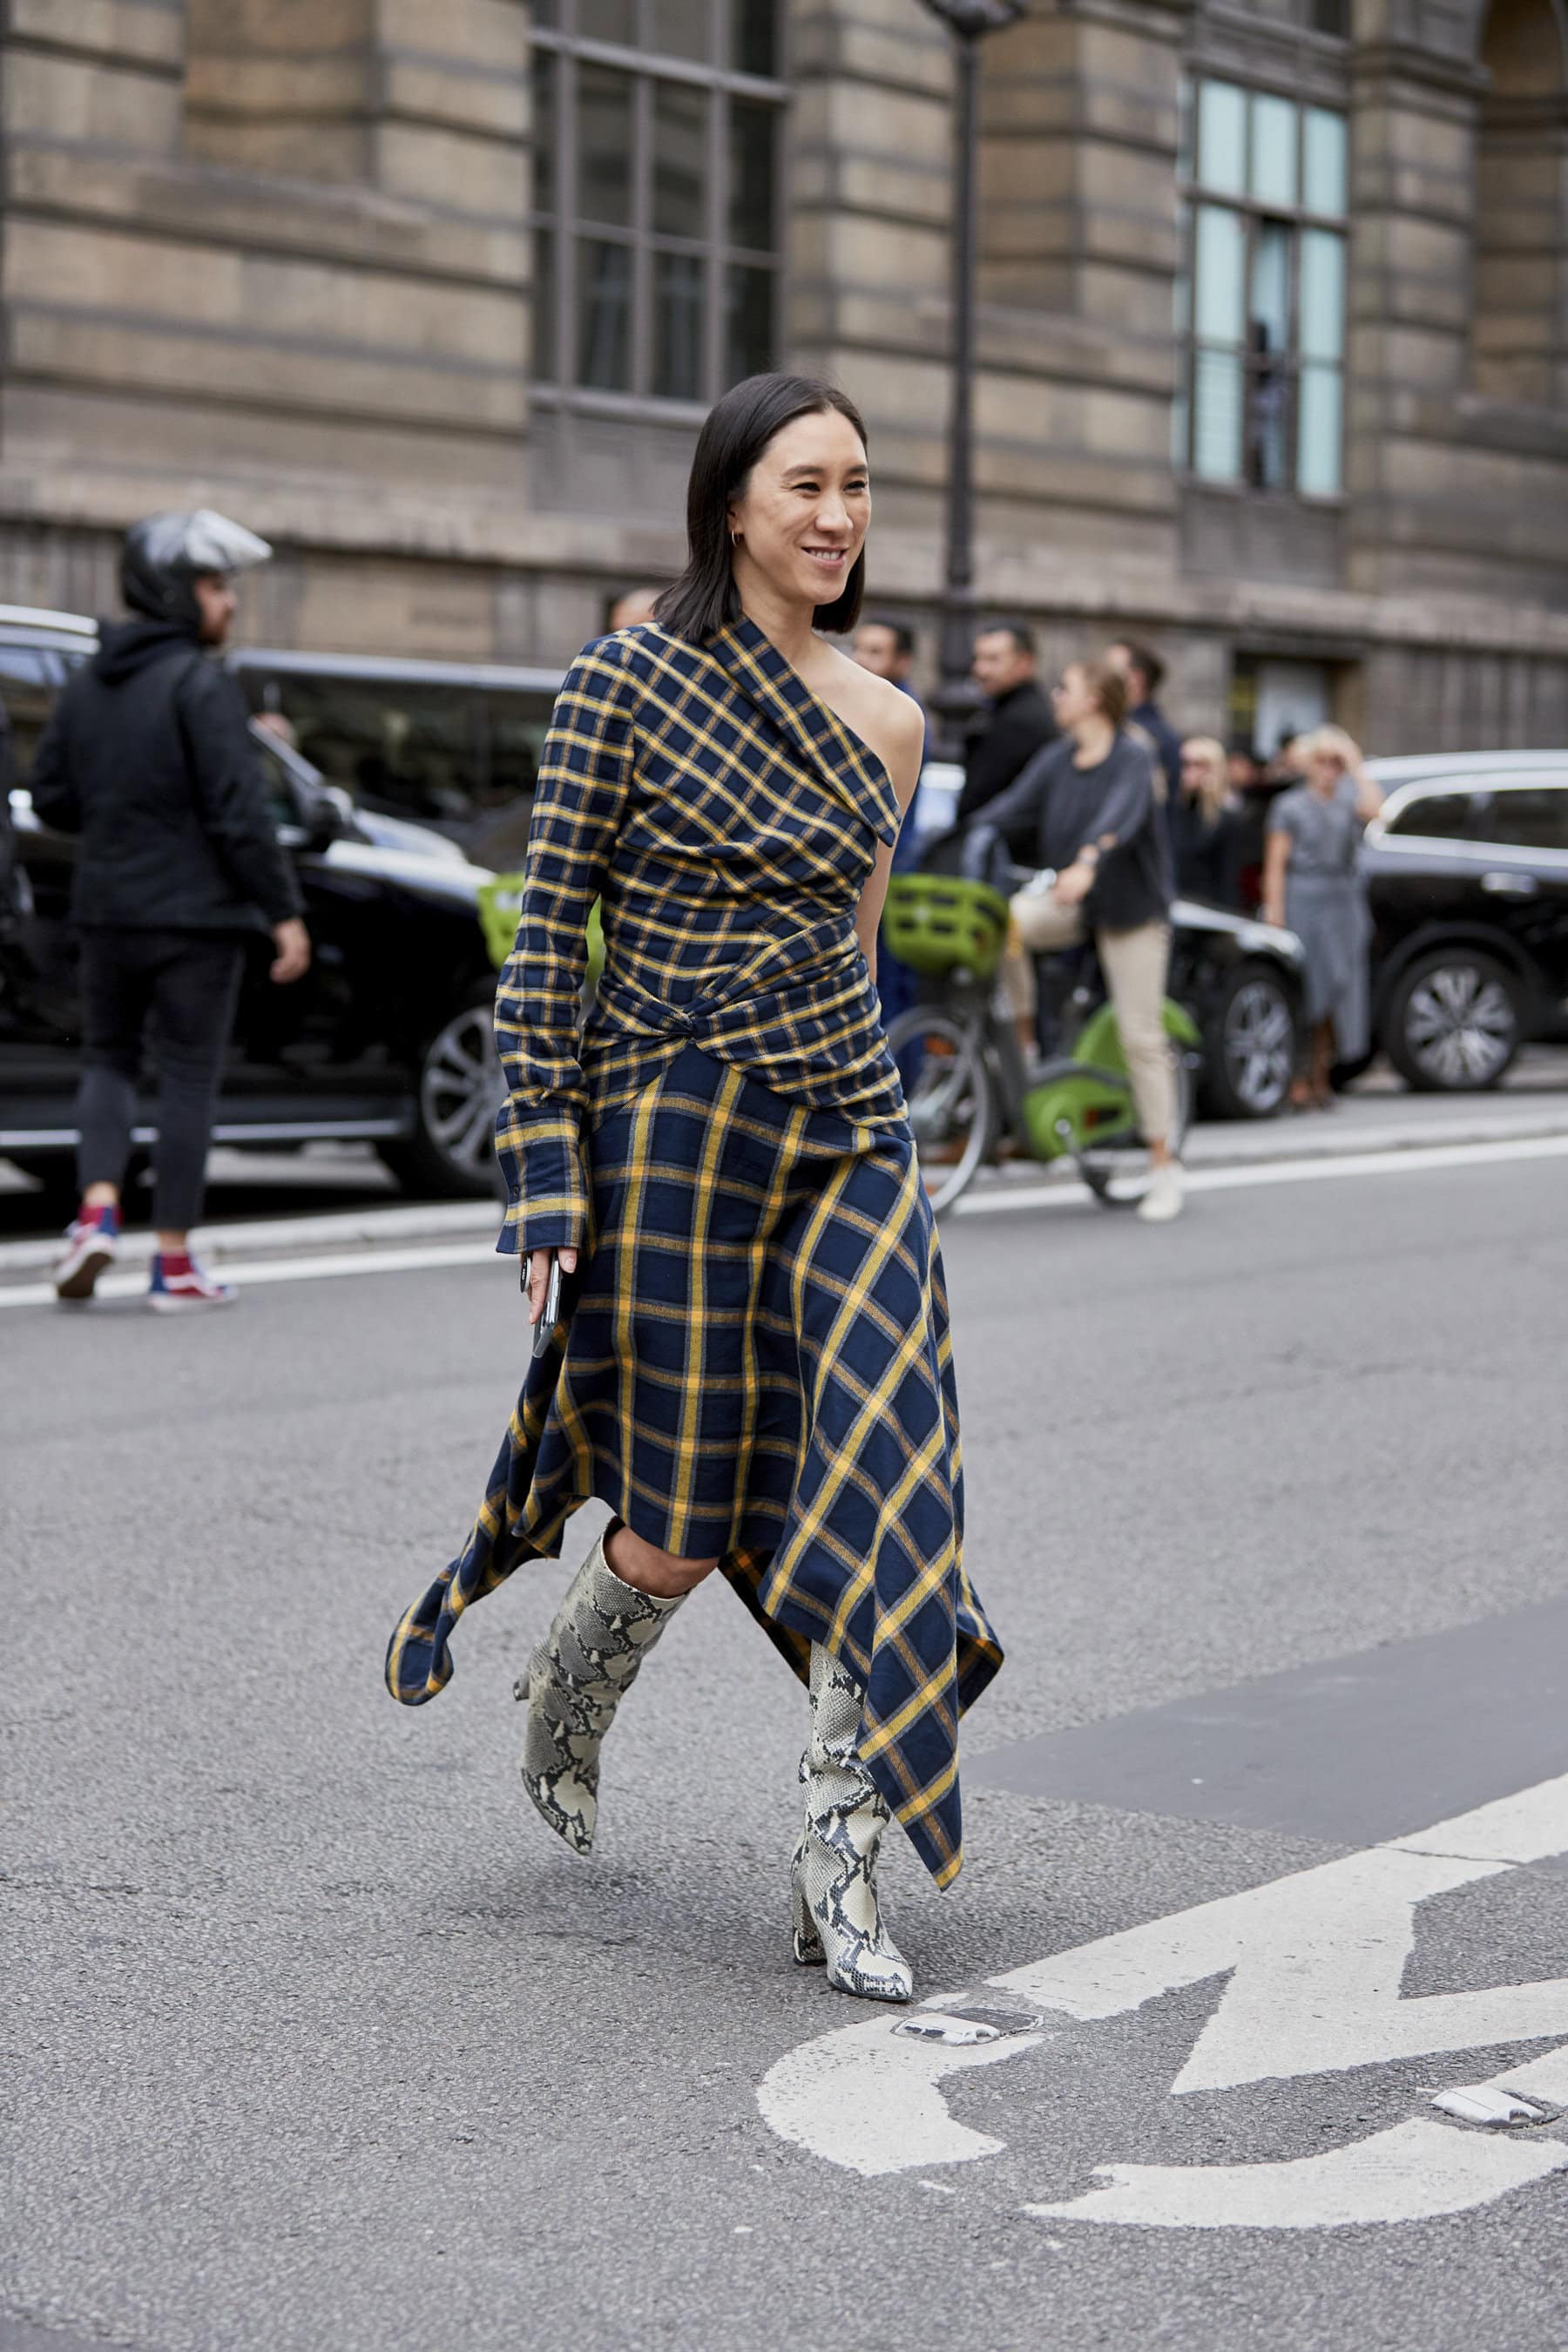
[585,909,903,1132]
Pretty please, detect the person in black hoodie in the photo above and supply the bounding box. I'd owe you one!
[30,510,310,1309]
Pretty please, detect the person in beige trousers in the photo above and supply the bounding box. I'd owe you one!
[972,655,1184,1223]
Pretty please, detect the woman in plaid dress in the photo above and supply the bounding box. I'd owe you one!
[387,375,1003,2003]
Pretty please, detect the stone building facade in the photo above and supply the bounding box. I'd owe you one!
[2,0,1566,752]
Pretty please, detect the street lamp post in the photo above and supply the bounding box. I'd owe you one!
[917,0,1026,767]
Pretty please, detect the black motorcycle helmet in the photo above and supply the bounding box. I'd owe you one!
[119,509,272,626]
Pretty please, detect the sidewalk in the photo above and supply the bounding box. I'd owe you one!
[3,1053,1565,1275]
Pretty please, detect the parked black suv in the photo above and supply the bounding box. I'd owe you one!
[0,605,505,1200]
[1362,754,1568,1088]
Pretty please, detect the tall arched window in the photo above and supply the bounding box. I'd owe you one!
[1472,0,1567,406]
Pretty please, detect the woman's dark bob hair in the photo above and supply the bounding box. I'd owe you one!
[654,374,869,644]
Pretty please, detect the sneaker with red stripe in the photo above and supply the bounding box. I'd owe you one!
[147,1252,236,1312]
[54,1203,119,1301]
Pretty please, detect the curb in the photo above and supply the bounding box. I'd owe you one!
[4,1101,1567,1273]
[0,1195,503,1274]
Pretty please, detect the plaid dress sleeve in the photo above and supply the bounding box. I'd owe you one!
[494,640,635,1255]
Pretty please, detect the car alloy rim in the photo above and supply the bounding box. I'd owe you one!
[1405,965,1515,1085]
[1225,978,1294,1112]
[421,1006,503,1173]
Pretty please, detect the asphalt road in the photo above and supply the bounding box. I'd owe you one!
[3,1146,1567,2351]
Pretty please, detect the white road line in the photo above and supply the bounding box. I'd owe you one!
[0,1239,498,1311]
[3,1129,1564,1314]
[757,1771,1568,2229]
[954,1129,1568,1216]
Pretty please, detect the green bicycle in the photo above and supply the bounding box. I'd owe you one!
[882,869,1201,1214]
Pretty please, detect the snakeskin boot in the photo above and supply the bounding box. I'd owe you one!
[513,1531,685,1855]
[790,1642,914,2004]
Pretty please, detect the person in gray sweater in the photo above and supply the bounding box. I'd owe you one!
[978,654,1183,1223]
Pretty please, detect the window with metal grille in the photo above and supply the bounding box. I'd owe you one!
[1173,78,1349,498]
[531,0,787,409]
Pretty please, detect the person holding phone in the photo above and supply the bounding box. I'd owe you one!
[386,374,1003,2005]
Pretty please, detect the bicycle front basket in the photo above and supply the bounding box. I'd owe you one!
[882,873,1010,981]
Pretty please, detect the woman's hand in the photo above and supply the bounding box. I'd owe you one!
[1261,897,1286,929]
[1052,857,1096,908]
[526,1245,578,1324]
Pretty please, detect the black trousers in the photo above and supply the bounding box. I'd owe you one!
[76,927,247,1232]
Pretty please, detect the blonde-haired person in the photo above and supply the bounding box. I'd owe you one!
[1172,734,1244,909]
[1261,725,1382,1108]
[983,656,1183,1223]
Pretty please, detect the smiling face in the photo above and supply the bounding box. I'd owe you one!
[727,409,869,613]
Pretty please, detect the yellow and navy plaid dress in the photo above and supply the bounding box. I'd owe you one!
[385,617,1002,1887]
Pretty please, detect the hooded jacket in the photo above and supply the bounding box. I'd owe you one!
[28,619,303,934]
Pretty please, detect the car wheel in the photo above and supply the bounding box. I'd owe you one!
[1384,949,1521,1092]
[1201,960,1299,1119]
[377,990,503,1199]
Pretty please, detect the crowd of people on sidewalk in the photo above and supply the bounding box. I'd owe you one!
[853,611,1384,1132]
[15,485,1382,1304]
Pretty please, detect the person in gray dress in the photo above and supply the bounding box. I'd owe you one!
[1261,727,1382,1108]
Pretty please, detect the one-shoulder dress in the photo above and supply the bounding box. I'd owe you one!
[385,617,1002,1887]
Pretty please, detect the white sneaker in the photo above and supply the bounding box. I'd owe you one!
[1137,1164,1185,1223]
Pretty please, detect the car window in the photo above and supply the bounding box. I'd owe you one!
[252,736,300,830]
[1382,789,1476,841]
[1473,783,1568,854]
[0,646,64,775]
[233,667,554,848]
[482,690,546,805]
[235,671,483,833]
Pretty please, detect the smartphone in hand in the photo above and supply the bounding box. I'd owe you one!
[530,1250,564,1359]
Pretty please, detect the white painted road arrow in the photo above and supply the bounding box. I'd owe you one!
[757,1772,1568,2227]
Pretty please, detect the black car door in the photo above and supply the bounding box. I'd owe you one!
[1468,778,1568,1035]
[222,737,409,1116]
[0,645,83,1103]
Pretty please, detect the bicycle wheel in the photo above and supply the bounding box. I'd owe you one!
[885,1006,997,1215]
[1076,1050,1195,1207]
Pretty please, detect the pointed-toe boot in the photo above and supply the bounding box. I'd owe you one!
[513,1531,685,1855]
[790,1642,914,2004]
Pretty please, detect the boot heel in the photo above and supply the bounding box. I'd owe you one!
[791,1856,826,1966]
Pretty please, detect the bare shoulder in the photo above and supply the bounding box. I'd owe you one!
[814,645,925,793]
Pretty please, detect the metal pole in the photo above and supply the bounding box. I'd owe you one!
[931,23,981,767]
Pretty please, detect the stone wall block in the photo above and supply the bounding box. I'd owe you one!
[3,145,529,284]
[3,382,531,501]
[375,122,528,215]
[6,306,529,430]
[10,0,185,66]
[382,54,528,140]
[7,48,183,156]
[831,152,952,226]
[183,55,369,114]
[7,220,527,368]
[188,0,372,52]
[376,0,529,74]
